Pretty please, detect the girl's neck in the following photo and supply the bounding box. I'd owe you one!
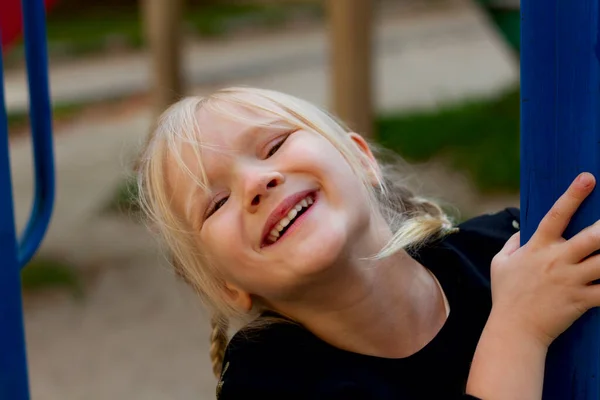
[275,249,449,359]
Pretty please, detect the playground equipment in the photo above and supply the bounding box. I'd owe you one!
[328,0,373,138]
[0,0,55,398]
[0,0,56,51]
[521,1,600,398]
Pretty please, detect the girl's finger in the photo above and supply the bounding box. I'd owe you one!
[580,281,600,309]
[575,253,600,284]
[564,221,600,263]
[498,231,521,259]
[535,173,595,243]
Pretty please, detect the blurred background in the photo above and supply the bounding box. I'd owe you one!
[2,0,520,398]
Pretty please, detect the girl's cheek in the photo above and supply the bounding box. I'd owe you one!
[201,215,230,253]
[289,138,330,168]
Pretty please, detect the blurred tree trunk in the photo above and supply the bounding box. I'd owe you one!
[142,0,184,117]
[327,0,374,138]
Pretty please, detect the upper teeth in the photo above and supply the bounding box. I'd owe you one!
[268,196,314,242]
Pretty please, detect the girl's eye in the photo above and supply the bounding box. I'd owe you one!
[208,196,228,218]
[266,134,291,158]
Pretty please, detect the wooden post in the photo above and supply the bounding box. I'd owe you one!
[142,0,184,117]
[521,0,600,398]
[327,0,374,138]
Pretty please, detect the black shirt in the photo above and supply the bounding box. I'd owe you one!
[218,208,520,399]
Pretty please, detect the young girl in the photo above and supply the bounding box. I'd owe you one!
[136,86,600,399]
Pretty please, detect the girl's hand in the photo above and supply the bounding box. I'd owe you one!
[490,172,600,348]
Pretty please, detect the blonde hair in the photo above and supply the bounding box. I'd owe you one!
[136,87,456,378]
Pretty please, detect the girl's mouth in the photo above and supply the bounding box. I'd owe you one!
[262,191,317,247]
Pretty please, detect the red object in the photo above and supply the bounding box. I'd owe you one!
[1,0,57,51]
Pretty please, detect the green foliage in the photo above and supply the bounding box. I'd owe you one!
[106,176,140,216]
[4,3,323,59]
[376,87,520,193]
[7,103,86,131]
[45,11,142,55]
[21,257,83,298]
[186,4,292,36]
[6,111,29,130]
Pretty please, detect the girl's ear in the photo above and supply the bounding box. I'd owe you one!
[348,132,381,185]
[223,281,253,312]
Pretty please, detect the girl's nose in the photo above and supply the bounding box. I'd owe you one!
[245,171,284,212]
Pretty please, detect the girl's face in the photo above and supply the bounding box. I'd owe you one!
[166,102,382,311]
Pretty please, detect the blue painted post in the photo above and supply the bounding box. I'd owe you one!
[0,0,55,399]
[0,42,30,400]
[521,1,600,398]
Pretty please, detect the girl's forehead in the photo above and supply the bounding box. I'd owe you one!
[191,103,294,170]
[196,98,292,141]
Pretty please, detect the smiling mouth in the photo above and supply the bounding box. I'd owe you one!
[263,193,316,247]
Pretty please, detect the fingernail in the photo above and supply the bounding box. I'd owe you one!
[578,173,593,187]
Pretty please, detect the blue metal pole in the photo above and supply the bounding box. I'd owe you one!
[0,0,55,398]
[19,0,55,267]
[0,33,31,400]
[521,1,600,398]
